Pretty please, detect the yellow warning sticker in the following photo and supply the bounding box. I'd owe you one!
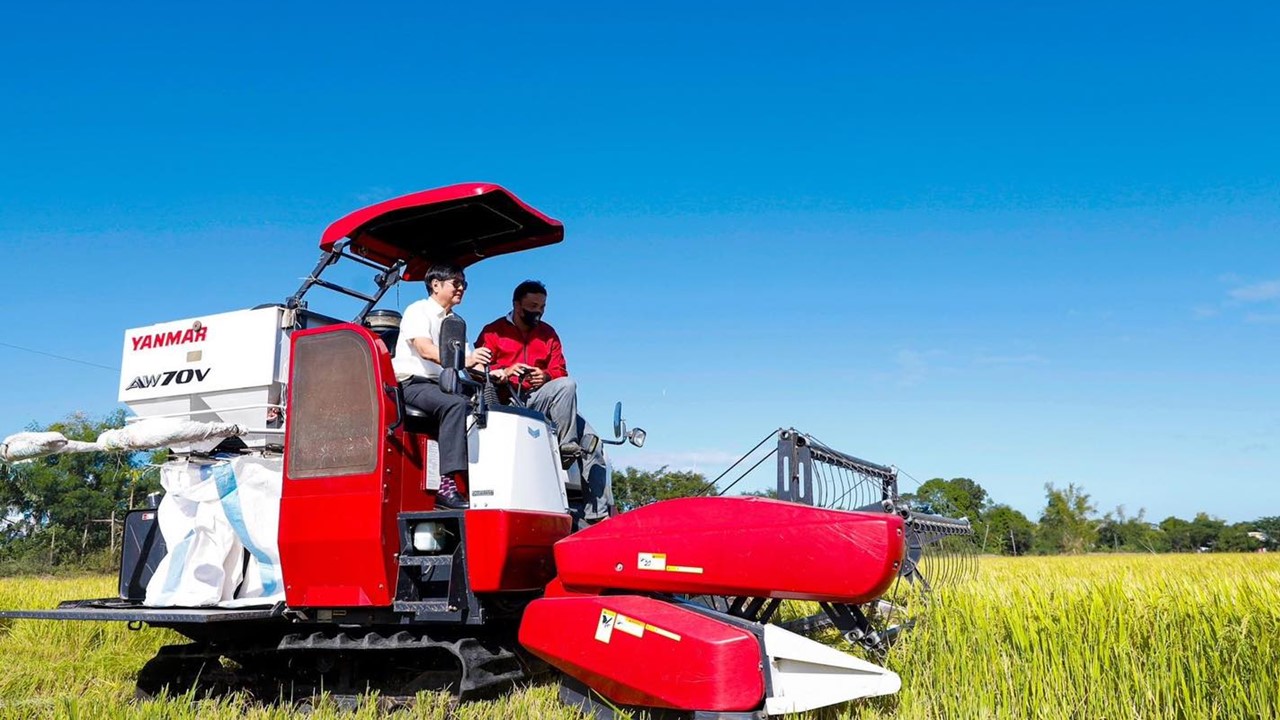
[637,552,667,571]
[615,613,646,638]
[595,609,616,643]
[599,608,683,643]
[638,552,704,574]
[645,623,683,642]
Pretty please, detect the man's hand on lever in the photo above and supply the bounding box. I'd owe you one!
[465,347,493,374]
[527,367,549,389]
[492,363,535,384]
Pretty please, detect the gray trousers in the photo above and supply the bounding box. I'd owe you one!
[575,417,613,522]
[402,379,469,483]
[526,377,611,520]
[526,377,580,446]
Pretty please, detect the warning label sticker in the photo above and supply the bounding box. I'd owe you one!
[596,607,683,644]
[645,623,683,641]
[638,552,705,575]
[615,614,646,638]
[638,552,667,571]
[595,609,616,643]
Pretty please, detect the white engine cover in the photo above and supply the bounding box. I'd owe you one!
[467,407,569,514]
[118,307,289,449]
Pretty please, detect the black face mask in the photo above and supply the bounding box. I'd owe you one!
[521,311,542,328]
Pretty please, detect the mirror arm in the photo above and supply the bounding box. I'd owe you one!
[604,416,628,444]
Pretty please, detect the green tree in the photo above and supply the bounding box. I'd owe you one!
[612,467,710,512]
[1034,483,1097,555]
[1249,516,1280,550]
[1189,512,1226,551]
[910,477,989,520]
[1215,522,1263,553]
[981,504,1035,555]
[1159,516,1195,552]
[1097,506,1165,553]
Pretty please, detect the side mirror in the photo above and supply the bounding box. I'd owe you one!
[602,402,645,447]
[438,315,468,396]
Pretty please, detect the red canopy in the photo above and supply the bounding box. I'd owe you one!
[320,183,564,280]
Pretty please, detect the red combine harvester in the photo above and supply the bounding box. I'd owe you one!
[0,184,971,718]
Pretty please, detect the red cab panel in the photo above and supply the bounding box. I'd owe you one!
[464,509,572,593]
[519,595,765,712]
[279,324,430,608]
[554,496,905,603]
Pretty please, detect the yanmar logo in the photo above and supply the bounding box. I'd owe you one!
[126,368,211,391]
[131,326,207,351]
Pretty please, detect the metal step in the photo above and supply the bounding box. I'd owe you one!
[398,554,454,568]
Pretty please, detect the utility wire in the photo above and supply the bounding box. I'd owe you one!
[0,341,118,372]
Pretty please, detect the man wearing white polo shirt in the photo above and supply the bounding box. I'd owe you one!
[393,263,492,509]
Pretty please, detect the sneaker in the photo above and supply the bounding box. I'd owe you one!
[435,486,470,510]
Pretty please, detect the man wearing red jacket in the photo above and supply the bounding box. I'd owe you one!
[476,280,580,449]
[478,280,612,522]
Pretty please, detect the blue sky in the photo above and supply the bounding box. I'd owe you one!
[1,2,1277,523]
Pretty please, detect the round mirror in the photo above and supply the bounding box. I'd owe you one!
[613,402,623,438]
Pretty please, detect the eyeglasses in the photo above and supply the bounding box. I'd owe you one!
[446,277,467,289]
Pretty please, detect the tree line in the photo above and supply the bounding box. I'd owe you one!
[1,413,1272,573]
[612,468,1277,555]
[903,476,1275,555]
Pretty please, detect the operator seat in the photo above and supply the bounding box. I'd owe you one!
[402,402,432,433]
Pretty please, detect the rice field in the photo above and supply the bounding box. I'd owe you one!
[1,554,1276,719]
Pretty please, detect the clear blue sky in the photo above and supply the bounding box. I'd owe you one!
[2,1,1277,523]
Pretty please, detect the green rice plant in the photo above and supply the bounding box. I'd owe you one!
[2,555,1277,719]
[856,554,1280,720]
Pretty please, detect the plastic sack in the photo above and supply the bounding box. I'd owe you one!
[0,432,68,462]
[145,455,284,608]
[145,459,245,607]
[214,456,284,607]
[98,418,243,451]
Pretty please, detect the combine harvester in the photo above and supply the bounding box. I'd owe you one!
[0,184,971,718]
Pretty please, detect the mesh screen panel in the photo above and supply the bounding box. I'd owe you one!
[287,330,379,479]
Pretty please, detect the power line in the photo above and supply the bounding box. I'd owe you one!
[0,341,118,372]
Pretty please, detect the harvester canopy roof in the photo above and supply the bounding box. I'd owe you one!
[320,183,564,280]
